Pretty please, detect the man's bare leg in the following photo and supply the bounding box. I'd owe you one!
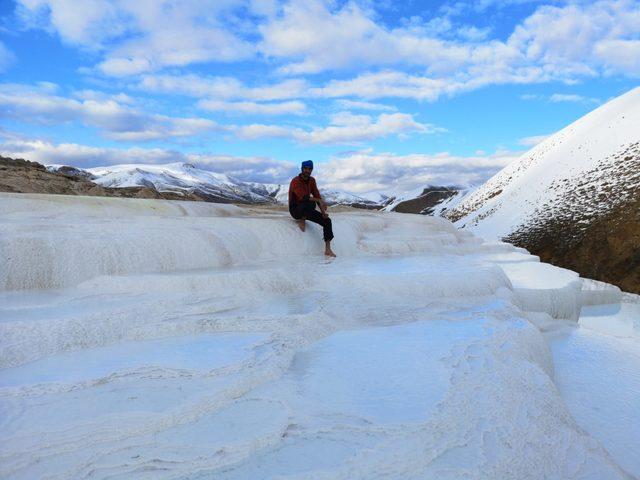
[297,218,306,231]
[325,240,336,257]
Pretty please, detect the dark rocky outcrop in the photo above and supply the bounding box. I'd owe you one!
[392,187,459,214]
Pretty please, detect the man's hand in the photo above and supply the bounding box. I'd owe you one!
[311,196,329,217]
[320,202,329,218]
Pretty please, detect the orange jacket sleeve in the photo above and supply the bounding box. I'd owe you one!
[288,178,297,205]
[310,178,321,199]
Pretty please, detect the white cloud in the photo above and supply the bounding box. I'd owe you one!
[72,89,136,104]
[521,92,601,104]
[0,137,295,184]
[16,0,125,47]
[0,42,16,72]
[14,0,640,100]
[138,74,308,101]
[258,0,475,75]
[520,93,541,100]
[594,39,640,76]
[16,0,253,76]
[508,0,640,78]
[234,124,293,140]
[312,71,455,101]
[258,0,640,89]
[197,99,307,115]
[0,84,221,141]
[0,82,440,145]
[301,112,438,144]
[321,148,522,194]
[549,93,600,104]
[518,134,550,147]
[234,111,441,145]
[334,99,396,112]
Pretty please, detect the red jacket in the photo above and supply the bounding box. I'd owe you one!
[289,174,321,207]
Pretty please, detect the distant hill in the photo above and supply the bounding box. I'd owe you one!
[1,156,385,210]
[382,186,465,215]
[0,156,198,201]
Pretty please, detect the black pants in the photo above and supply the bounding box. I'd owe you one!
[289,201,334,242]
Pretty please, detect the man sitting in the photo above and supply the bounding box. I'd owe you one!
[288,160,336,257]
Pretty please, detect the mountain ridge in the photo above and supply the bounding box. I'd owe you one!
[447,86,640,293]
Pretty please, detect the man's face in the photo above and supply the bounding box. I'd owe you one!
[301,166,312,179]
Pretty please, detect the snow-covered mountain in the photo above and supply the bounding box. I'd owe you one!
[86,162,277,204]
[447,87,639,236]
[48,162,384,209]
[446,86,640,293]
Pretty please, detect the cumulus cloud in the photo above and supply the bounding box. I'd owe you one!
[0,84,221,141]
[0,83,437,145]
[549,93,600,104]
[518,134,550,147]
[321,148,522,194]
[0,42,16,72]
[334,99,396,112]
[257,0,640,95]
[235,111,441,145]
[197,99,307,115]
[312,71,455,101]
[15,0,640,100]
[301,112,439,144]
[594,39,640,75]
[16,0,253,76]
[521,92,601,104]
[508,0,640,78]
[234,124,293,140]
[258,0,472,75]
[138,74,308,101]
[0,137,296,184]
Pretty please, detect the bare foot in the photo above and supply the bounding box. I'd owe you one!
[324,249,336,257]
[297,219,306,232]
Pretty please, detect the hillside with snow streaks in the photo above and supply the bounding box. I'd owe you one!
[446,87,640,293]
[447,87,640,238]
[1,192,639,479]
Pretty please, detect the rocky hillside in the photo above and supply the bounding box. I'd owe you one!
[446,87,640,294]
[0,156,212,202]
[384,186,463,214]
[503,143,639,294]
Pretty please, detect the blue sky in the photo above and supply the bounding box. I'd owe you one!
[0,0,638,195]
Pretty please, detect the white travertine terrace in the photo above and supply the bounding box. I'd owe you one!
[1,192,638,479]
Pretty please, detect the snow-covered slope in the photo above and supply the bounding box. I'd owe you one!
[49,163,384,209]
[447,87,640,239]
[1,192,639,479]
[85,162,277,204]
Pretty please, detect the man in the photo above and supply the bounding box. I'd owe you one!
[288,160,336,257]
